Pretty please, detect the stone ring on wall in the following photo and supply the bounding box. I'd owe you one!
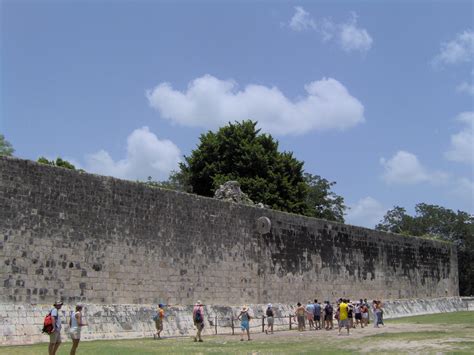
[256,216,271,235]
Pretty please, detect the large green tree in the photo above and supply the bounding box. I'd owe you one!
[376,203,474,296]
[178,120,309,214]
[0,134,14,156]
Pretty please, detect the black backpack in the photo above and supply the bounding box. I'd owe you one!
[194,309,203,323]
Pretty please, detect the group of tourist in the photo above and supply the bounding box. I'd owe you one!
[294,298,385,335]
[152,298,385,341]
[47,300,87,355]
[45,297,384,354]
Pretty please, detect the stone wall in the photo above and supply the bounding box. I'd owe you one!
[0,156,458,308]
[1,298,471,345]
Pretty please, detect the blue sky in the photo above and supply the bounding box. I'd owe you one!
[1,0,473,227]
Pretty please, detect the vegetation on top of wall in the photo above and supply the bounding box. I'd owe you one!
[37,157,77,170]
[376,203,474,296]
[0,134,14,156]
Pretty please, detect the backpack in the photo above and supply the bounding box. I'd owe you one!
[42,312,54,334]
[325,304,333,314]
[194,309,202,323]
[152,311,159,321]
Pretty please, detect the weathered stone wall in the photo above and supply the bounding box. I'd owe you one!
[0,156,458,309]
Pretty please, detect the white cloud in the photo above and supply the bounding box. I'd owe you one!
[444,111,474,165]
[433,30,474,67]
[456,82,474,96]
[147,75,365,136]
[286,8,373,53]
[339,13,373,53]
[346,196,386,228]
[289,6,316,31]
[85,127,181,181]
[380,150,449,185]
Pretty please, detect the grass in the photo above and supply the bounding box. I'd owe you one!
[387,311,474,325]
[1,337,354,355]
[2,311,473,354]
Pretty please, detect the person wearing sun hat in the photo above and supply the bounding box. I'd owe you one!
[69,304,87,355]
[48,300,63,355]
[193,300,204,342]
[237,305,252,341]
[154,303,165,340]
[265,303,274,334]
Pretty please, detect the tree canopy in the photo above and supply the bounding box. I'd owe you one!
[169,120,346,220]
[376,203,474,296]
[304,173,346,223]
[0,134,14,156]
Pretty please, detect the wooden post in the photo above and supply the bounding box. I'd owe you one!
[262,316,265,333]
[215,316,218,335]
[289,315,292,330]
[231,315,234,335]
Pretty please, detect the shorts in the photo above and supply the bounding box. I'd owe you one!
[314,315,320,322]
[194,321,204,330]
[49,330,61,344]
[155,319,163,331]
[267,316,274,326]
[340,319,349,328]
[362,313,369,319]
[69,328,81,340]
[355,313,362,320]
[297,315,305,326]
[325,314,332,321]
[240,320,249,331]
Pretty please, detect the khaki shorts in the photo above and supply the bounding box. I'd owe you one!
[340,319,350,328]
[49,330,61,344]
[155,319,163,331]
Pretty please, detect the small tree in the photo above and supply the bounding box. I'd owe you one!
[0,134,14,156]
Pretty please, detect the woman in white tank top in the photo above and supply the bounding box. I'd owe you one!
[69,304,86,355]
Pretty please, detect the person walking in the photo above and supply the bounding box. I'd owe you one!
[153,304,165,339]
[193,300,205,342]
[48,300,64,355]
[69,304,87,355]
[237,305,252,341]
[265,304,274,334]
